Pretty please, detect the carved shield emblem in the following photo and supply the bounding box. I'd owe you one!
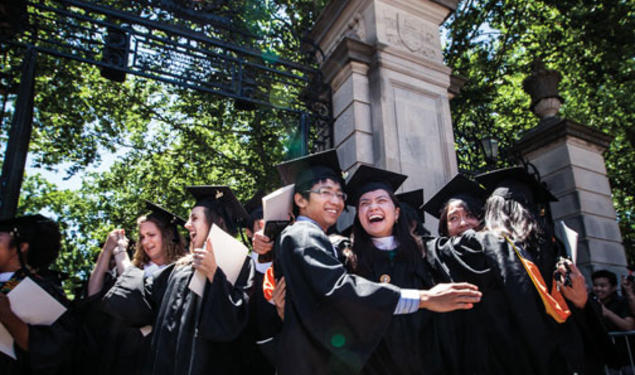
[397,13,422,53]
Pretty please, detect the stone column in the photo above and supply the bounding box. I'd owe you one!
[517,63,626,277]
[310,0,459,217]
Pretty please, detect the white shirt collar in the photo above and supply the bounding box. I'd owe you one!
[251,252,272,274]
[371,236,398,251]
[143,261,167,278]
[0,272,15,283]
[297,216,322,230]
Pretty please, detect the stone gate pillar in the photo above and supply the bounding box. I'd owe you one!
[310,0,460,214]
[517,63,627,277]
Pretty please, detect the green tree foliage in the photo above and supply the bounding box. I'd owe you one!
[2,0,314,294]
[443,0,634,260]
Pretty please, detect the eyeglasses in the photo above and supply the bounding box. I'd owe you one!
[305,188,347,201]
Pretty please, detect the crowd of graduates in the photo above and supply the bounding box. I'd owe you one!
[0,148,627,375]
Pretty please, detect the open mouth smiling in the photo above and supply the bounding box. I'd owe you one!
[368,214,384,223]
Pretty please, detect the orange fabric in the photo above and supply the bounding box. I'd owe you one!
[263,265,276,302]
[505,236,571,323]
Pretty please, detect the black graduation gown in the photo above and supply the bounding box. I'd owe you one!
[273,221,402,375]
[101,257,254,375]
[353,246,461,375]
[428,230,601,375]
[232,269,277,374]
[0,269,75,375]
[74,270,151,375]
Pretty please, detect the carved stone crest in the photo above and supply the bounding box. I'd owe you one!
[397,13,423,53]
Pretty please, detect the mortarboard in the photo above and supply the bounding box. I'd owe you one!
[344,164,407,206]
[396,188,426,224]
[276,149,343,190]
[243,190,266,230]
[422,174,487,219]
[186,185,250,228]
[0,214,52,235]
[144,200,186,227]
[0,214,61,270]
[396,189,424,212]
[475,166,558,205]
[243,190,266,216]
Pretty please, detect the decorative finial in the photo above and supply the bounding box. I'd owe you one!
[522,59,563,119]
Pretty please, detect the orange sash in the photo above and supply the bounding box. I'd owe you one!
[263,265,276,302]
[505,236,571,323]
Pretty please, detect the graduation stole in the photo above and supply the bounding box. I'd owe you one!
[0,268,29,295]
[504,236,571,323]
[263,266,276,302]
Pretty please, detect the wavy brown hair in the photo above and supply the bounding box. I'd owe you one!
[132,215,187,268]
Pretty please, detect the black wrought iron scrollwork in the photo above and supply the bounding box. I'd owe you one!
[3,0,333,156]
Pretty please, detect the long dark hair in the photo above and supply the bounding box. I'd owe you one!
[483,194,544,249]
[351,189,424,277]
[438,196,484,237]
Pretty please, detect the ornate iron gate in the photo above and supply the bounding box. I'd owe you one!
[0,0,333,218]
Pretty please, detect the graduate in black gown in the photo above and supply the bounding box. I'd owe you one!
[234,191,277,374]
[76,201,188,375]
[422,173,486,237]
[270,150,482,375]
[102,186,254,375]
[429,166,607,374]
[345,165,475,375]
[0,215,75,375]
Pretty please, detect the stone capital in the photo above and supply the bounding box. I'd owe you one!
[321,37,375,85]
[515,117,612,156]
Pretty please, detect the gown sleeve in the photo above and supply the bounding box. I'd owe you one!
[196,256,254,342]
[27,310,76,373]
[101,265,172,327]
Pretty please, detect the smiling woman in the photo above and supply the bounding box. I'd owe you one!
[345,165,476,375]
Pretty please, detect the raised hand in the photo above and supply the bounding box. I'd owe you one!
[193,237,218,282]
[556,260,588,309]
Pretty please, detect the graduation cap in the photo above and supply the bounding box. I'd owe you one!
[0,214,61,270]
[276,149,343,190]
[396,189,424,212]
[344,164,407,206]
[144,200,186,227]
[186,185,250,230]
[422,174,487,219]
[243,190,265,230]
[243,190,265,216]
[475,166,557,206]
[395,189,430,234]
